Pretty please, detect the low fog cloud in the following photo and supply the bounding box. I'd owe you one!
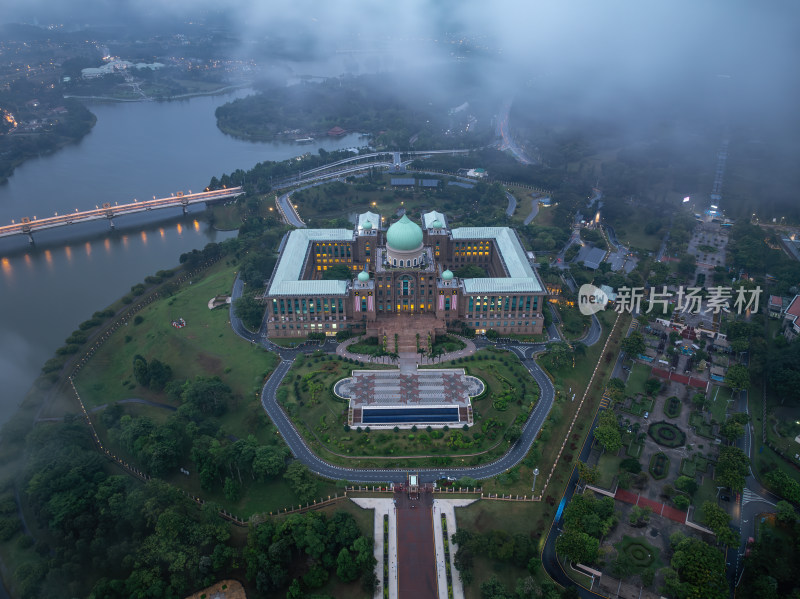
[6,0,799,136]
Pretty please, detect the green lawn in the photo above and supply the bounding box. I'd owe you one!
[279,349,537,468]
[74,263,278,410]
[456,501,552,599]
[615,536,664,574]
[624,396,654,417]
[709,385,732,424]
[689,411,715,439]
[348,336,388,356]
[680,454,711,477]
[626,363,651,397]
[691,476,719,510]
[597,454,623,488]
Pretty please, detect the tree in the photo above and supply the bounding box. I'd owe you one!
[644,378,662,396]
[147,358,172,391]
[556,529,599,564]
[336,548,359,582]
[283,462,319,504]
[715,445,749,493]
[576,461,599,485]
[701,501,738,546]
[593,410,622,453]
[234,294,266,331]
[504,424,522,443]
[675,475,698,496]
[719,419,745,441]
[669,536,728,599]
[629,505,652,527]
[322,264,353,280]
[621,331,646,357]
[133,355,150,386]
[725,363,751,392]
[672,494,690,510]
[775,500,798,525]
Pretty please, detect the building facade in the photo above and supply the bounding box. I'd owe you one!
[263,210,547,340]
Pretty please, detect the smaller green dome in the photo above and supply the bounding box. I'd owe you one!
[357,270,370,282]
[362,220,372,230]
[432,219,443,229]
[442,269,454,281]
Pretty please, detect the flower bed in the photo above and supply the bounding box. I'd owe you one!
[647,421,686,448]
[664,396,681,419]
[649,452,670,479]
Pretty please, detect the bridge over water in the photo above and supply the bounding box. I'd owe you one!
[0,187,244,242]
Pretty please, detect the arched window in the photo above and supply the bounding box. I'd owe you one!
[393,258,397,266]
[400,260,404,267]
[413,258,418,266]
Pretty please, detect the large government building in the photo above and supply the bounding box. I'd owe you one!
[263,210,547,346]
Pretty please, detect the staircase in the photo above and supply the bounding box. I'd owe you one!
[370,313,445,354]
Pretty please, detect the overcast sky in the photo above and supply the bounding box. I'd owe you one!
[5,1,798,132]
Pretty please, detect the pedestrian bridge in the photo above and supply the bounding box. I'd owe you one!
[0,187,244,241]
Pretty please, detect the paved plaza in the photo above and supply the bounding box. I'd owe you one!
[335,369,483,428]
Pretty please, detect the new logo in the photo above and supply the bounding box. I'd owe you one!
[578,284,608,316]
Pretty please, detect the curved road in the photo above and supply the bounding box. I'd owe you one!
[230,276,558,483]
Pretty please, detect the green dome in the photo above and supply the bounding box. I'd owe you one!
[357,270,370,282]
[362,220,372,230]
[442,269,454,281]
[432,219,443,229]
[386,215,423,251]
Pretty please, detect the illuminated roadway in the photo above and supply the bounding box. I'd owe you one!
[0,187,245,240]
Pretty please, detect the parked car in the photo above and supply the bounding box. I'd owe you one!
[643,411,649,419]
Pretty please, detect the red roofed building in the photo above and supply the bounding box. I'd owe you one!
[769,295,784,318]
[327,126,346,137]
[783,295,800,339]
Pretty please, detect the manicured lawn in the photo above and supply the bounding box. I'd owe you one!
[348,336,388,356]
[664,396,682,419]
[279,349,538,467]
[615,536,664,573]
[597,454,624,488]
[680,454,711,477]
[691,476,719,510]
[557,304,591,340]
[626,440,643,458]
[649,452,670,479]
[709,385,732,424]
[689,411,715,439]
[431,334,466,355]
[456,501,554,599]
[624,396,654,417]
[74,263,278,410]
[626,363,651,397]
[647,421,686,448]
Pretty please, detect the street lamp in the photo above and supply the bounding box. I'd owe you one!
[532,468,539,493]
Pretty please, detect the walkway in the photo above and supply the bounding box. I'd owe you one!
[433,499,476,599]
[351,498,398,599]
[395,488,437,599]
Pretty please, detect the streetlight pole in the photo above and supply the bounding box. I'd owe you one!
[532,468,539,494]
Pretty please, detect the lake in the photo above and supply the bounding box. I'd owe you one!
[0,89,366,425]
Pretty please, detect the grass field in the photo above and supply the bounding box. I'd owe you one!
[691,476,719,510]
[626,363,651,397]
[279,349,538,467]
[74,263,278,410]
[456,501,552,599]
[709,385,732,424]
